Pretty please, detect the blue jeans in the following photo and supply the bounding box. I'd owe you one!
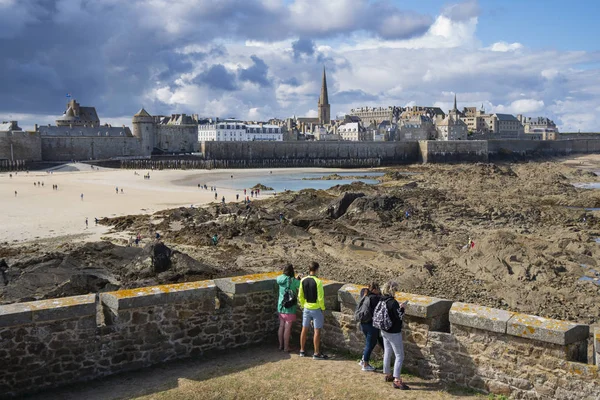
[302,308,324,329]
[360,323,381,364]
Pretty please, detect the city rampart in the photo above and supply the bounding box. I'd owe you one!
[0,131,42,162]
[1,272,598,399]
[41,136,143,161]
[155,125,198,153]
[200,141,420,167]
[489,139,600,160]
[419,140,489,163]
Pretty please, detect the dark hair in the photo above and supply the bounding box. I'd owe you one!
[368,282,380,292]
[283,263,295,277]
[309,261,320,273]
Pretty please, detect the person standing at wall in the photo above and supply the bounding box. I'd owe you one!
[356,282,383,372]
[374,281,410,390]
[276,264,301,352]
[298,261,328,360]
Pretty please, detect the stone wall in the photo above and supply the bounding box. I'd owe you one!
[41,136,144,161]
[489,139,600,161]
[155,125,198,153]
[0,131,42,161]
[200,141,420,166]
[1,273,599,399]
[419,140,489,163]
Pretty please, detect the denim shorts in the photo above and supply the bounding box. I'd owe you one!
[302,308,324,329]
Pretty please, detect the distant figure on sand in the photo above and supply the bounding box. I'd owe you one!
[85,218,88,229]
[115,187,118,194]
[222,196,225,204]
[80,193,84,201]
[120,188,123,194]
[214,192,218,200]
[236,194,239,201]
[95,218,99,225]
[14,191,17,197]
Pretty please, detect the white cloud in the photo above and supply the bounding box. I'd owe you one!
[494,99,545,114]
[488,41,524,52]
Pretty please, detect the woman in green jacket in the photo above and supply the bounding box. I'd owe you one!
[276,264,301,352]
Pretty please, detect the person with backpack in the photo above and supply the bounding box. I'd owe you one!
[276,264,301,352]
[298,261,328,360]
[373,281,410,390]
[355,282,383,372]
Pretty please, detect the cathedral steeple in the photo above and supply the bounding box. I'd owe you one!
[453,93,457,112]
[318,66,330,125]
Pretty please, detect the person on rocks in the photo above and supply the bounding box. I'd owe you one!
[85,217,88,229]
[298,261,328,360]
[0,259,9,286]
[221,196,225,204]
[212,234,219,246]
[236,194,239,201]
[356,282,384,372]
[277,263,302,352]
[375,281,410,390]
[155,232,161,241]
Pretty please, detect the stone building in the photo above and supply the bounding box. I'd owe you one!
[398,115,436,140]
[401,106,445,122]
[337,122,371,141]
[495,113,524,138]
[460,106,498,134]
[436,114,468,140]
[56,99,100,127]
[349,106,399,125]
[520,116,559,140]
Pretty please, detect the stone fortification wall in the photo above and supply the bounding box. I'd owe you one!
[200,141,420,167]
[419,140,489,163]
[38,126,132,137]
[155,125,198,153]
[41,136,143,161]
[0,273,279,398]
[489,139,600,160]
[0,131,42,161]
[1,273,599,399]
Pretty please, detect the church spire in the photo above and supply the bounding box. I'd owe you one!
[319,66,329,106]
[453,93,457,111]
[318,66,331,125]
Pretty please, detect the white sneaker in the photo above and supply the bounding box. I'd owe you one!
[362,364,376,372]
[358,359,364,367]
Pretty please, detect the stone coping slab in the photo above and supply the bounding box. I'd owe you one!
[215,272,279,294]
[507,313,589,345]
[339,284,452,319]
[101,280,216,311]
[0,294,96,327]
[450,302,514,333]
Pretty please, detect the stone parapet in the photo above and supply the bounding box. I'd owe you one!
[450,302,515,334]
[1,275,599,400]
[101,280,216,311]
[214,272,279,294]
[507,313,589,345]
[0,294,96,327]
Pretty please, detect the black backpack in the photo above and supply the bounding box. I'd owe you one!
[354,294,373,323]
[282,278,297,308]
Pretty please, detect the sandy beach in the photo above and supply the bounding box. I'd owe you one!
[0,164,351,243]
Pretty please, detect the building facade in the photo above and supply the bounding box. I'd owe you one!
[495,114,524,138]
[436,115,468,140]
[198,119,282,141]
[337,122,371,141]
[349,106,398,125]
[398,115,436,140]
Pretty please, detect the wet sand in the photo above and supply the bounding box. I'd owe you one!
[0,164,348,243]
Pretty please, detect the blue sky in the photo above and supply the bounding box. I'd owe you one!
[0,0,599,132]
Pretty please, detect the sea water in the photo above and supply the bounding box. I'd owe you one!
[207,171,386,192]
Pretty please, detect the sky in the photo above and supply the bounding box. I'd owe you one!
[0,0,599,132]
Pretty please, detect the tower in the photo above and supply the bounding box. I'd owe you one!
[132,108,155,156]
[318,67,331,125]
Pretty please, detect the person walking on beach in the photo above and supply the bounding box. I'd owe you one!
[374,281,410,390]
[221,196,225,204]
[214,192,218,200]
[236,194,239,201]
[277,264,301,352]
[115,187,119,194]
[356,282,383,372]
[14,191,17,197]
[80,193,84,201]
[298,261,328,360]
[85,218,88,229]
